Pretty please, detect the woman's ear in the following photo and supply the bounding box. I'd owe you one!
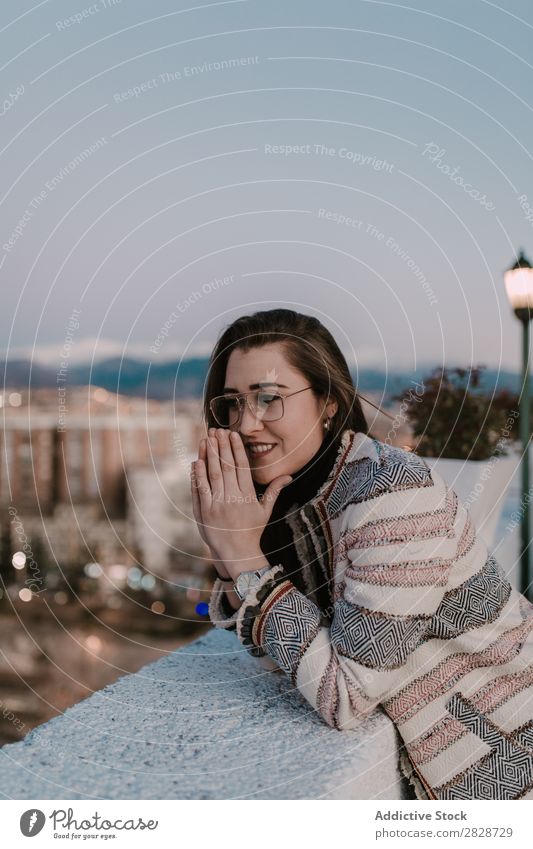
[325,397,338,419]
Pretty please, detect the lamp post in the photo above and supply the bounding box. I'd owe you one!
[504,250,533,600]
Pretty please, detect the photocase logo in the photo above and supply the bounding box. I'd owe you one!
[20,809,46,837]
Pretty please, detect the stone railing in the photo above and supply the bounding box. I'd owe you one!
[1,450,521,800]
[0,628,411,800]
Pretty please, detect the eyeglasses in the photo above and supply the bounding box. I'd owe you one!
[209,386,313,428]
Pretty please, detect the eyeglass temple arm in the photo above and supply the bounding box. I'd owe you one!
[211,389,397,423]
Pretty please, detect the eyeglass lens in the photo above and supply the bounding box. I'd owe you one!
[211,391,283,426]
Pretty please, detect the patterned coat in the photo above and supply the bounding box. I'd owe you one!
[208,428,533,800]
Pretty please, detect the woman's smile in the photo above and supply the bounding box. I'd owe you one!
[245,441,278,459]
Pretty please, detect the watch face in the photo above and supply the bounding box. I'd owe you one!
[235,566,271,600]
[236,571,257,596]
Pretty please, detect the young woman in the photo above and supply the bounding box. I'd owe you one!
[190,308,533,801]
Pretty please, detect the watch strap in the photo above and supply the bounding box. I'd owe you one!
[215,572,232,583]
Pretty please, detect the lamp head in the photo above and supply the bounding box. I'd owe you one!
[504,250,533,322]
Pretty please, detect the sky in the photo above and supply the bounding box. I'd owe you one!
[1,0,533,374]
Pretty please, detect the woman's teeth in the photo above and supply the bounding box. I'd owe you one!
[248,443,276,454]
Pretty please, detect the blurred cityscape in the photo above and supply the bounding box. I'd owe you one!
[0,385,215,745]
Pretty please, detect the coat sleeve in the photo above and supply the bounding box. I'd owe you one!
[208,577,239,631]
[220,479,459,730]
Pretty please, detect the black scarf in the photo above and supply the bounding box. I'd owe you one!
[253,431,342,596]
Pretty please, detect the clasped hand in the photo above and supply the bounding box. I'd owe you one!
[190,428,292,580]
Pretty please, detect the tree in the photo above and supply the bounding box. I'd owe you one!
[393,366,519,460]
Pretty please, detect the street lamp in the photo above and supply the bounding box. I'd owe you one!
[504,250,533,600]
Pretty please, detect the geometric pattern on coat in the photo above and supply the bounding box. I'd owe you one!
[325,454,433,517]
[435,692,533,800]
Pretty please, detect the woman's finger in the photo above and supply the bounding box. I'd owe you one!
[192,438,215,542]
[190,466,204,533]
[216,429,239,492]
[194,457,213,513]
[206,429,224,501]
[191,463,208,536]
[229,430,256,492]
[199,437,207,463]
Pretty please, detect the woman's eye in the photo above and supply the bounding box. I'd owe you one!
[259,393,280,404]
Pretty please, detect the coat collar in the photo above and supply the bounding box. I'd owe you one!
[295,428,377,585]
[307,428,375,511]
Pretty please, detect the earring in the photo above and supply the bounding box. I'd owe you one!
[323,418,330,431]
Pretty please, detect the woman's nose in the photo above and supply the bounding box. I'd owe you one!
[238,401,266,434]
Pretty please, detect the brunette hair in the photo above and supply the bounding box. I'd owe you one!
[202,308,371,441]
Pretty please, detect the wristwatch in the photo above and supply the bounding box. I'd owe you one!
[233,565,271,601]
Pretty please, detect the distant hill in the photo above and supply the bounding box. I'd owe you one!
[2,357,527,403]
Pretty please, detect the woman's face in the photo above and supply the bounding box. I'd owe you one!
[222,343,338,485]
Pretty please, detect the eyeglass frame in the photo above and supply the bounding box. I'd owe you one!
[209,385,316,428]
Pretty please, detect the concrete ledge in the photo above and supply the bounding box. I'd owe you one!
[0,629,408,799]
